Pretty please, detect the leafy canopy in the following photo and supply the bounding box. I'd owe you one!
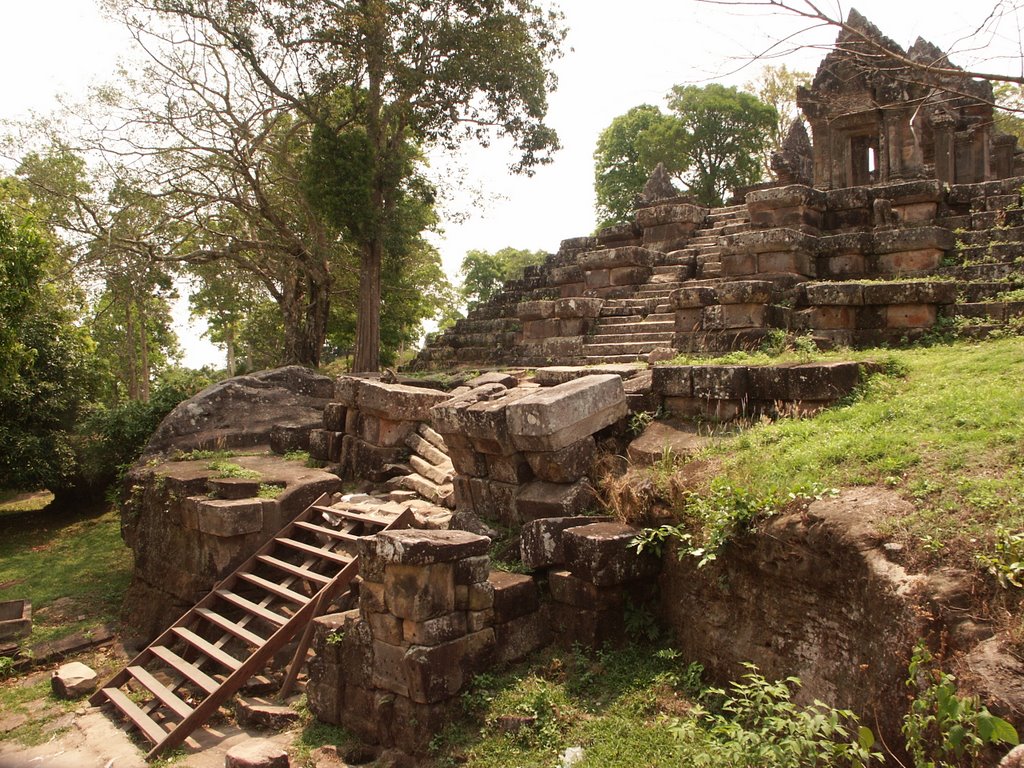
[459,247,548,308]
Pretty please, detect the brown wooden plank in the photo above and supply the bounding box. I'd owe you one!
[195,607,265,647]
[100,687,168,746]
[275,537,353,565]
[171,627,242,672]
[310,505,395,529]
[149,645,220,695]
[215,589,288,626]
[293,520,363,543]
[256,554,331,586]
[236,572,311,605]
[126,666,194,720]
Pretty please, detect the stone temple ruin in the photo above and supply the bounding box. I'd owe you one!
[93,10,1024,763]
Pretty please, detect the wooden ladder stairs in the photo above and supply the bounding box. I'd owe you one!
[90,494,411,761]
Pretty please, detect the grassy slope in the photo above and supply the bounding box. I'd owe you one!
[0,505,132,646]
[704,336,1024,565]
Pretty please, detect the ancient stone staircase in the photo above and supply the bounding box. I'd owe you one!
[579,204,751,363]
[91,495,412,761]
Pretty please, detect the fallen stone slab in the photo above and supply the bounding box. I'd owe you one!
[506,374,627,452]
[354,378,450,421]
[516,480,597,523]
[627,420,710,465]
[563,522,660,586]
[531,364,646,387]
[235,697,301,730]
[51,661,98,699]
[369,529,491,567]
[225,739,291,768]
[520,515,614,569]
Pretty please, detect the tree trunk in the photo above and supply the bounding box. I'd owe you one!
[353,238,382,372]
[225,323,236,376]
[280,258,330,367]
[138,298,151,403]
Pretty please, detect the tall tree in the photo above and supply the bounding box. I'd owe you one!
[744,64,811,172]
[458,246,547,308]
[108,0,567,371]
[593,104,673,228]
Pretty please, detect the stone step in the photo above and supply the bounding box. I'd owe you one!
[597,313,644,325]
[587,331,676,344]
[582,340,671,356]
[958,281,1024,302]
[650,270,691,283]
[594,319,675,333]
[583,353,659,364]
[954,225,1024,246]
[973,193,1021,212]
[954,300,1024,321]
[955,242,1024,263]
[938,263,1022,281]
[715,222,751,235]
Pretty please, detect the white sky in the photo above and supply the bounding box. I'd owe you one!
[2,0,1021,367]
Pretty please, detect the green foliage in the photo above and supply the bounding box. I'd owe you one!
[744,65,812,170]
[206,461,261,480]
[975,526,1024,588]
[903,643,1018,767]
[593,83,777,222]
[593,104,674,227]
[633,480,837,567]
[458,247,548,309]
[994,83,1024,145]
[669,664,881,767]
[0,205,102,498]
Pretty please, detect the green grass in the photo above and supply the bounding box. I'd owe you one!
[0,672,77,746]
[425,645,695,768]
[0,506,133,646]
[206,460,261,480]
[692,336,1024,566]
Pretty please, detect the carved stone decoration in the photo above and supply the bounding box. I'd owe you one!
[638,162,679,206]
[770,119,815,185]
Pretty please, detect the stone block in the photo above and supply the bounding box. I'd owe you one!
[549,569,628,610]
[323,402,347,432]
[579,246,655,270]
[467,609,494,632]
[784,362,862,400]
[367,612,404,645]
[721,303,767,329]
[489,571,539,623]
[583,268,611,290]
[225,740,290,768]
[524,436,596,484]
[720,250,757,276]
[552,606,625,649]
[636,202,705,228]
[558,318,588,337]
[469,478,519,525]
[671,286,718,309]
[757,249,815,275]
[885,303,937,328]
[359,580,387,614]
[517,300,556,320]
[371,639,411,697]
[877,249,943,273]
[716,281,772,305]
[357,414,418,448]
[448,447,488,478]
[454,555,491,585]
[520,515,612,569]
[308,428,330,461]
[486,453,533,485]
[554,297,604,319]
[341,435,406,482]
[270,423,311,455]
[403,612,468,646]
[383,563,456,622]
[675,307,703,331]
[51,661,98,699]
[804,282,864,306]
[549,264,584,285]
[468,581,495,611]
[516,480,596,523]
[861,281,958,306]
[506,374,627,453]
[207,477,260,500]
[522,318,562,340]
[234,698,301,731]
[609,265,652,286]
[375,529,491,566]
[430,383,509,435]
[651,366,693,397]
[405,629,496,704]
[691,366,748,400]
[197,498,263,537]
[563,522,660,586]
[464,372,518,389]
[808,306,856,330]
[494,609,552,664]
[356,379,450,421]
[334,376,360,406]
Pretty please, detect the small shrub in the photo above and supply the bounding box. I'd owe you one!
[976,526,1024,589]
[207,460,261,480]
[902,643,1018,767]
[669,664,880,767]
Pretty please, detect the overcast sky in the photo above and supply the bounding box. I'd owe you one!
[2,0,1020,366]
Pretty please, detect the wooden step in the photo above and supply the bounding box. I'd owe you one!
[237,572,311,605]
[215,589,289,626]
[171,626,243,672]
[255,555,331,586]
[126,665,194,720]
[276,537,353,565]
[101,687,168,745]
[293,520,362,544]
[195,607,266,647]
[149,645,220,695]
[310,504,398,529]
